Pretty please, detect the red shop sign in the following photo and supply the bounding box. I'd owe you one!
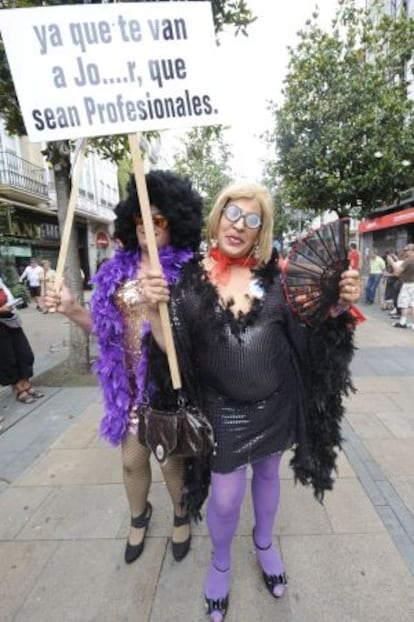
[358,207,414,233]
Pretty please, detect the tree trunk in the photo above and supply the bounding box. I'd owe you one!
[52,141,90,373]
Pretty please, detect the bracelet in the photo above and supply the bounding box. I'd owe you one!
[330,303,351,318]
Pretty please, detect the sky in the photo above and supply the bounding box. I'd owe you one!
[160,0,365,180]
[217,0,342,181]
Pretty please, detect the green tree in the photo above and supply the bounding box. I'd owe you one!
[0,0,255,370]
[117,156,133,201]
[172,127,233,219]
[261,159,302,243]
[263,0,414,220]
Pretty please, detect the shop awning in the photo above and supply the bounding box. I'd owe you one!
[358,207,414,233]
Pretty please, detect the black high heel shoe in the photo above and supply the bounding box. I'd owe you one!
[261,567,287,598]
[172,513,191,561]
[124,501,152,564]
[204,594,229,620]
[204,563,230,620]
[253,531,287,598]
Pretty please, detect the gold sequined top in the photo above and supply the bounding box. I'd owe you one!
[114,279,149,434]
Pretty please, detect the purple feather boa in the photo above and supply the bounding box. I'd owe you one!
[90,246,193,445]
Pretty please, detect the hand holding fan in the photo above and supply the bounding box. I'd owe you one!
[281,218,350,327]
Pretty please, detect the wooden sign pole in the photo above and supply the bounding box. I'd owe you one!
[128,132,182,390]
[54,138,88,291]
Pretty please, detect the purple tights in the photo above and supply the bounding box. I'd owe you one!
[205,453,284,607]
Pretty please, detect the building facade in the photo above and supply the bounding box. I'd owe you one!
[0,117,118,283]
[358,0,414,259]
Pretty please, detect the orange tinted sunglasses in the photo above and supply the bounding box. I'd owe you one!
[134,214,169,230]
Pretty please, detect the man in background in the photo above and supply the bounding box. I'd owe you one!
[387,244,414,328]
[364,248,385,304]
[348,242,360,271]
[19,257,43,311]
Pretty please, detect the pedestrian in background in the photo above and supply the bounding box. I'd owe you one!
[348,241,360,271]
[45,170,203,565]
[386,249,405,319]
[364,248,385,304]
[387,244,414,329]
[19,257,43,311]
[40,260,56,313]
[0,276,44,404]
[382,249,399,311]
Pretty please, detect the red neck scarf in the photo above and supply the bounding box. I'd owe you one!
[208,246,258,285]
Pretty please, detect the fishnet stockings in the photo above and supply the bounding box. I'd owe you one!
[121,434,152,519]
[121,434,188,544]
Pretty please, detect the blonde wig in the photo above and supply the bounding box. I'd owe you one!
[206,182,274,264]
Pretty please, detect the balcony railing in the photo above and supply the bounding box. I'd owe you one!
[0,149,48,201]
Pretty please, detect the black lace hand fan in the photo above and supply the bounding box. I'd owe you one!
[281,218,350,327]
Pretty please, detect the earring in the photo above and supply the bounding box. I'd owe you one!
[253,244,260,259]
[210,238,218,248]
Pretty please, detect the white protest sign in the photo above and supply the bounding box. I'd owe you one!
[0,2,224,142]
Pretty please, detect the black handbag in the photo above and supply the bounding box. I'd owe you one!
[138,394,214,464]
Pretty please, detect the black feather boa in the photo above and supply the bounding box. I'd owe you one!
[148,254,357,511]
[289,312,356,500]
[258,255,357,499]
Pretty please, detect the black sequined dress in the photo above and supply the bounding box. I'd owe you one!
[150,254,356,502]
[170,263,303,473]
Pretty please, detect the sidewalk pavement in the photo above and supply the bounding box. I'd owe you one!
[1,304,414,621]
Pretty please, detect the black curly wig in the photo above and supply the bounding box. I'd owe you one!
[113,170,203,251]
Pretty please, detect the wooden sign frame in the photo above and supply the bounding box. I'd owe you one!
[55,132,182,389]
[54,137,88,291]
[128,132,181,389]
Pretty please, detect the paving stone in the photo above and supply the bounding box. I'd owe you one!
[350,376,413,394]
[376,410,414,438]
[15,447,123,487]
[342,444,386,507]
[276,480,332,536]
[386,391,414,412]
[279,449,296,480]
[16,484,127,540]
[323,478,385,534]
[375,506,414,575]
[344,391,399,413]
[376,480,414,539]
[354,325,397,349]
[150,535,292,622]
[50,402,102,449]
[2,304,414,622]
[0,486,53,540]
[0,388,101,482]
[0,387,61,431]
[376,504,409,539]
[364,439,414,477]
[13,539,165,622]
[352,346,414,375]
[283,533,414,622]
[335,450,356,478]
[343,421,388,483]
[389,475,414,516]
[0,541,59,622]
[345,411,392,439]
